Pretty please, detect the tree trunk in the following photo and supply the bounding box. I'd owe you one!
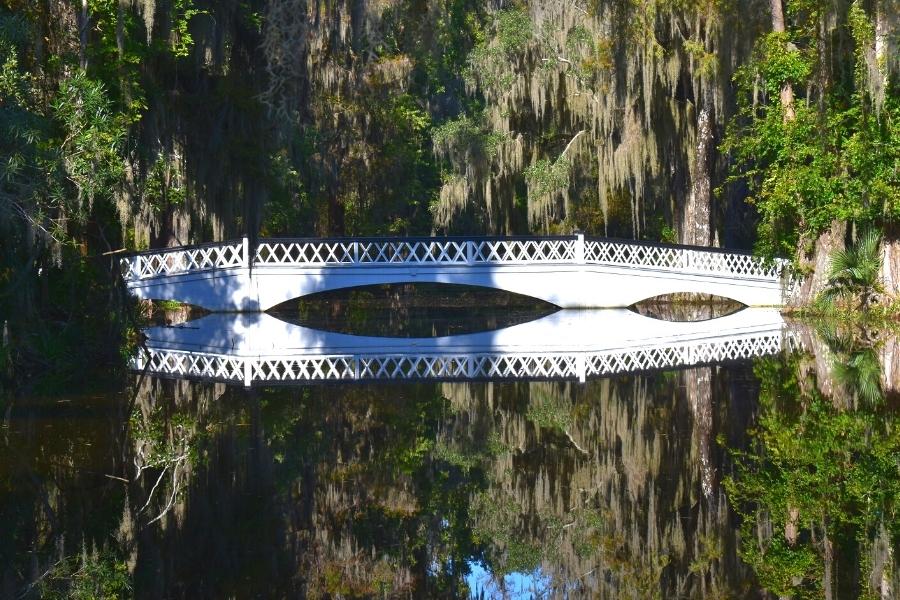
[682,92,714,246]
[79,0,89,70]
[878,224,900,300]
[770,0,796,121]
[875,0,899,92]
[789,220,846,307]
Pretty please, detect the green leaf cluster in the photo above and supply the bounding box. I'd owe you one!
[722,4,900,259]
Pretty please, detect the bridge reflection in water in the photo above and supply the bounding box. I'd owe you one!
[133,308,794,387]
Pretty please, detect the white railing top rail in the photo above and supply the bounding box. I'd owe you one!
[121,235,788,282]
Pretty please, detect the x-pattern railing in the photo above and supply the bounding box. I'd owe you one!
[121,236,786,282]
[121,241,245,280]
[133,334,790,386]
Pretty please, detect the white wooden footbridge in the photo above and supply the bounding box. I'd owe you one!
[133,308,793,387]
[121,236,789,310]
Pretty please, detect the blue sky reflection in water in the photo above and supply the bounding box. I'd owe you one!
[466,563,552,599]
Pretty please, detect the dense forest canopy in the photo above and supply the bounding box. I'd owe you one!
[0,0,897,381]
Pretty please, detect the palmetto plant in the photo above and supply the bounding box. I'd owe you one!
[817,323,883,406]
[824,229,882,309]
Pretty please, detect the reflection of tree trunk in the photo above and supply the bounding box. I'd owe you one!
[686,367,714,499]
[769,0,795,121]
[879,333,900,395]
[869,520,895,599]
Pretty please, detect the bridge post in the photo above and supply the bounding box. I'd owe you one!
[575,233,585,264]
[576,354,586,383]
[242,236,250,269]
[243,359,252,387]
[466,240,475,265]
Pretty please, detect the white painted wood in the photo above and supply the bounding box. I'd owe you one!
[134,308,793,386]
[122,236,789,310]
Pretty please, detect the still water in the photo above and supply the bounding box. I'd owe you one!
[2,289,899,599]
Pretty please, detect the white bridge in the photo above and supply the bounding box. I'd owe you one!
[133,309,793,387]
[121,236,789,310]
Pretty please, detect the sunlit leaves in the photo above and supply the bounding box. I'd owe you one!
[824,229,882,307]
[495,8,534,54]
[432,113,506,162]
[52,73,126,213]
[524,156,571,201]
[723,3,900,259]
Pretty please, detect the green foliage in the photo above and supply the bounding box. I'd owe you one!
[432,113,506,161]
[816,322,884,405]
[683,39,717,79]
[463,7,533,88]
[524,156,571,200]
[754,33,812,97]
[495,8,534,54]
[470,491,545,575]
[723,6,900,259]
[169,0,207,58]
[525,392,573,432]
[53,73,127,211]
[823,230,882,308]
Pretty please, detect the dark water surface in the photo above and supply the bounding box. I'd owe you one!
[2,302,899,599]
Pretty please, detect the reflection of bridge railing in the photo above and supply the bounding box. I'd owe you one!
[121,236,787,282]
[134,334,790,387]
[132,309,795,387]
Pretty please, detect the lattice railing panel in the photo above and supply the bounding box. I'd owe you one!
[122,236,787,282]
[134,332,791,385]
[471,239,575,263]
[121,242,244,279]
[584,240,785,279]
[255,241,355,265]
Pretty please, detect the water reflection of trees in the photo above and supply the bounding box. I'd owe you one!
[4,327,899,598]
[726,325,900,599]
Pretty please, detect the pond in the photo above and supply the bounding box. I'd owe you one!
[2,288,898,599]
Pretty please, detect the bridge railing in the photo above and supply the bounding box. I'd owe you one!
[254,237,577,266]
[120,239,247,280]
[121,235,787,281]
[584,239,786,279]
[133,332,794,386]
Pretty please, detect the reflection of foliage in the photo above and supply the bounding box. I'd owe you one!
[526,390,573,433]
[817,322,884,406]
[254,385,487,596]
[726,353,900,599]
[37,550,131,600]
[471,490,547,575]
[129,401,203,525]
